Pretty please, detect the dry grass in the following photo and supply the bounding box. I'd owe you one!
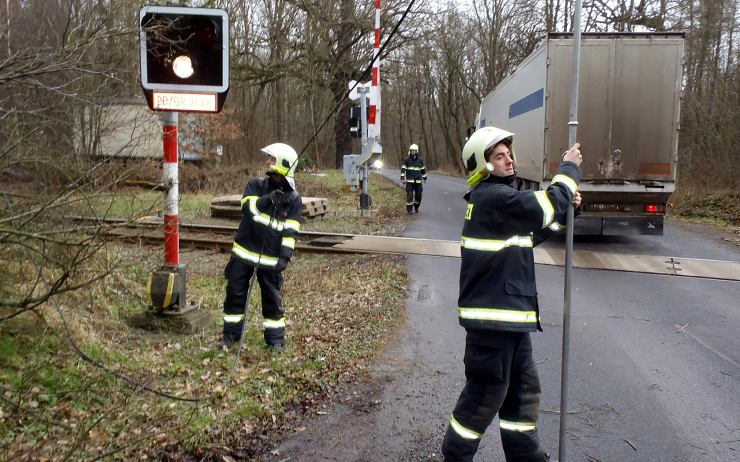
[669,188,740,230]
[0,169,411,461]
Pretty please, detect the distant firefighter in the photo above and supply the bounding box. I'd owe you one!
[400,143,427,214]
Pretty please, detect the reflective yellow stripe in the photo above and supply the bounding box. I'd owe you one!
[232,242,278,267]
[549,221,564,231]
[223,314,244,324]
[241,195,257,207]
[534,190,554,228]
[284,219,300,232]
[499,419,536,432]
[162,272,175,307]
[460,235,533,252]
[263,318,286,329]
[552,174,577,194]
[247,197,285,231]
[458,307,538,323]
[281,237,296,249]
[405,166,423,170]
[449,415,481,440]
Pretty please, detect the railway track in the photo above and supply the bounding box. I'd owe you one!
[72,216,740,281]
[71,216,364,255]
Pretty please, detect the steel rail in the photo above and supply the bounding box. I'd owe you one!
[69,215,355,239]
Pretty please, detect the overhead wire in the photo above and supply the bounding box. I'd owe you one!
[294,0,417,162]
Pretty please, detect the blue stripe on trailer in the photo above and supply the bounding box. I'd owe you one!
[509,88,544,119]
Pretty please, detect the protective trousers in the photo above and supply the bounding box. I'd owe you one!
[442,332,547,462]
[405,182,423,212]
[222,256,285,346]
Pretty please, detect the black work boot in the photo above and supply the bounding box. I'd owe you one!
[266,342,284,353]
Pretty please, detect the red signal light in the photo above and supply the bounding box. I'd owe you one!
[645,204,664,213]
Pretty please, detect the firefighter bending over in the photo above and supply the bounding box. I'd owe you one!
[400,143,427,214]
[442,127,582,461]
[222,143,302,351]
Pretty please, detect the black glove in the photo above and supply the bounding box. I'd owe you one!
[268,189,285,205]
[274,257,289,272]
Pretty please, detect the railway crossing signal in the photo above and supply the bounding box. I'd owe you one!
[137,5,228,331]
[139,6,229,112]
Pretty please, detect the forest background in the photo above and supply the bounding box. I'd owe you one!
[0,0,737,325]
[0,0,737,458]
[1,0,737,186]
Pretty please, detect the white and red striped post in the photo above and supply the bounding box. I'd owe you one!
[161,111,179,266]
[367,0,381,141]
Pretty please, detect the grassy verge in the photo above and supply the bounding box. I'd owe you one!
[668,189,740,237]
[0,169,410,460]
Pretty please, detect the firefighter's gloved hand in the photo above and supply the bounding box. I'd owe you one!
[269,189,286,205]
[423,178,427,183]
[274,257,289,272]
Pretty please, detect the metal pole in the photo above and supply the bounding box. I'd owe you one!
[559,1,582,460]
[161,111,180,267]
[359,86,370,210]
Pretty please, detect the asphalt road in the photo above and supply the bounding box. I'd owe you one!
[272,171,740,461]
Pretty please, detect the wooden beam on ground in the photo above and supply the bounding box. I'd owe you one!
[210,195,329,219]
[97,224,740,282]
[301,234,740,282]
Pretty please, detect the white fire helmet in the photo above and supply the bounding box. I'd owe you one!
[461,126,515,187]
[261,142,298,190]
[409,144,419,153]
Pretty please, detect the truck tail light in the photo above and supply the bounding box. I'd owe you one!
[645,204,665,213]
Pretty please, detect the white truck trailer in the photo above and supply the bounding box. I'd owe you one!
[474,32,684,235]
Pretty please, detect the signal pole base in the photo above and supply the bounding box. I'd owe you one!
[143,265,212,333]
[133,301,212,334]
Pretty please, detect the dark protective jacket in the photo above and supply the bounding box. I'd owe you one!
[232,176,302,269]
[457,162,581,334]
[400,155,427,183]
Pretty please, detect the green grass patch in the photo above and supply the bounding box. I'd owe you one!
[68,189,216,221]
[1,169,410,460]
[669,189,740,231]
[299,170,410,235]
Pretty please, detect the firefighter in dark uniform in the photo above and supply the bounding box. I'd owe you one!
[442,127,583,461]
[222,143,302,351]
[400,143,427,214]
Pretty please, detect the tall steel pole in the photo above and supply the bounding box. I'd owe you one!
[559,1,582,461]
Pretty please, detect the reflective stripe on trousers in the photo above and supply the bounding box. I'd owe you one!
[442,332,547,462]
[222,257,285,344]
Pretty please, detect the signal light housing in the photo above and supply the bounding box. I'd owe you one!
[139,6,229,112]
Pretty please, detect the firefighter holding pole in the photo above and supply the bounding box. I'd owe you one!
[441,128,582,462]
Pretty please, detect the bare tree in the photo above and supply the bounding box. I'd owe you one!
[0,0,149,320]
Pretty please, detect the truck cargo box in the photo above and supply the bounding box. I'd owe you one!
[475,32,684,235]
